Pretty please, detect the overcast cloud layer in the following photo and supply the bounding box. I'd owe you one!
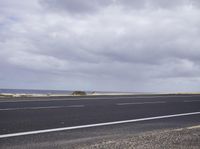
[0,0,200,92]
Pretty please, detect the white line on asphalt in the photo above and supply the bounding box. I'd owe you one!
[0,105,85,111]
[116,101,166,106]
[0,111,200,139]
[184,100,200,103]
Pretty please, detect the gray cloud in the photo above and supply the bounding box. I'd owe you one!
[0,0,200,92]
[39,0,200,15]
[40,0,113,14]
[118,0,200,9]
[116,0,191,9]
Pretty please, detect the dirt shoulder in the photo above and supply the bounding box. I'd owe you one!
[76,126,200,149]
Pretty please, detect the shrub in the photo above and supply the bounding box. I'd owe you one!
[72,91,87,96]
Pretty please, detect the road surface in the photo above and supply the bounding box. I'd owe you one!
[0,94,200,148]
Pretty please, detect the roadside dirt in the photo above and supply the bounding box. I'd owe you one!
[74,126,200,149]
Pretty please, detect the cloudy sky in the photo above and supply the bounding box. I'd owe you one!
[0,0,200,92]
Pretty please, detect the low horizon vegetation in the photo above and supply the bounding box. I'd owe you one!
[72,91,87,96]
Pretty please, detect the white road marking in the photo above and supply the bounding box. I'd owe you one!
[0,111,200,139]
[184,100,200,103]
[0,105,85,111]
[116,101,166,106]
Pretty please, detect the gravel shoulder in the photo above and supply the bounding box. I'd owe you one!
[75,126,200,149]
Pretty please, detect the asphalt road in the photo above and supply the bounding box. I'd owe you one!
[0,95,200,149]
[0,94,200,136]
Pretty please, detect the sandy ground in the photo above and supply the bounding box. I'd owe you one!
[0,93,133,98]
[1,92,200,99]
